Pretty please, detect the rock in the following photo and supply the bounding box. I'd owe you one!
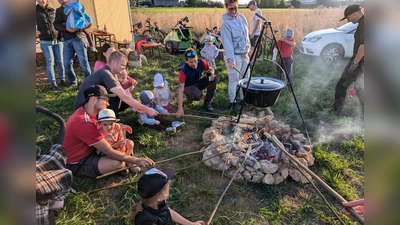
[252,171,264,183]
[295,149,308,158]
[305,151,315,166]
[300,172,312,184]
[303,145,312,151]
[244,159,255,167]
[298,158,308,167]
[253,162,261,170]
[257,111,265,118]
[202,127,216,143]
[262,173,274,185]
[243,170,251,180]
[289,168,302,182]
[246,166,255,172]
[273,173,284,184]
[237,165,245,173]
[231,156,240,166]
[225,168,244,182]
[260,160,279,174]
[280,167,289,179]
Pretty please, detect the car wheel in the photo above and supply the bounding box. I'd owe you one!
[321,44,344,62]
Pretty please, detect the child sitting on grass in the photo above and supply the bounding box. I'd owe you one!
[96,109,140,172]
[127,168,205,225]
[153,73,173,112]
[138,90,184,133]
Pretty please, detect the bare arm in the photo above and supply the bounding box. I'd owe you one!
[280,37,296,47]
[176,82,185,117]
[92,139,154,166]
[353,44,364,64]
[169,208,205,225]
[110,86,158,116]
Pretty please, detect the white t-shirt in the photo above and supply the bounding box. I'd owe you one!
[250,8,262,36]
[153,80,171,107]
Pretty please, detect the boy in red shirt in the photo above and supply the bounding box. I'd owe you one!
[272,28,296,85]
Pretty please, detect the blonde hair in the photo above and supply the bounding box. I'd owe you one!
[126,181,171,223]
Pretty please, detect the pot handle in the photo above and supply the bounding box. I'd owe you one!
[256,58,287,86]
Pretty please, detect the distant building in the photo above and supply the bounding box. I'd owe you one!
[152,0,179,6]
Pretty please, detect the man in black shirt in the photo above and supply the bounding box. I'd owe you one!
[333,4,364,115]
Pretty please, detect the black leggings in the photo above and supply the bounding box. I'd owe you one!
[143,116,173,131]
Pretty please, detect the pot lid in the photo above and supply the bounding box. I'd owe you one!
[239,77,285,91]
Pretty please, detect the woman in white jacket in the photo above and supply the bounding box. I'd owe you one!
[220,0,250,110]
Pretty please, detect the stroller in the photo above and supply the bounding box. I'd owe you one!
[163,16,200,54]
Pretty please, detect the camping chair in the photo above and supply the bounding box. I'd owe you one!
[36,106,72,225]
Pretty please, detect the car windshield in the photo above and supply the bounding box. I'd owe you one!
[335,22,357,32]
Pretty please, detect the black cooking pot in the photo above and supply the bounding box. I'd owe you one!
[239,76,286,107]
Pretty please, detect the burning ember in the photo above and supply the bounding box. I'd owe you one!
[201,113,315,184]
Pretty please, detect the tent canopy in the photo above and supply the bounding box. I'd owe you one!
[47,0,132,42]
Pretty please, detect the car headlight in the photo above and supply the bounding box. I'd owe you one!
[304,37,321,43]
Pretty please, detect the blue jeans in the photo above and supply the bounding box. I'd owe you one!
[63,37,91,83]
[40,42,65,85]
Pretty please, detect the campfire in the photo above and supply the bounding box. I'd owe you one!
[201,113,314,184]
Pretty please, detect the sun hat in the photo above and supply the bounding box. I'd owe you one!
[83,85,116,98]
[340,4,361,21]
[140,90,155,105]
[247,0,256,8]
[204,35,212,42]
[137,168,175,198]
[97,109,120,122]
[283,28,294,39]
[153,73,165,88]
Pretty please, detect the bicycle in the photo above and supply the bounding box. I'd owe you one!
[163,16,200,54]
[142,18,166,43]
[256,29,278,59]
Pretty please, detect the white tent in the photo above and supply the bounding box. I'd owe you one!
[47,0,133,42]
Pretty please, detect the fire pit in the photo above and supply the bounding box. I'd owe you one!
[201,113,314,184]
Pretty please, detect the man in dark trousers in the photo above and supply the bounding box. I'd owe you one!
[333,4,364,115]
[54,0,92,86]
[176,48,218,116]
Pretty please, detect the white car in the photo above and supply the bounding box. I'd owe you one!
[300,22,358,62]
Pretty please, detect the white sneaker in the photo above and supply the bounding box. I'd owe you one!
[172,121,185,128]
[166,127,176,133]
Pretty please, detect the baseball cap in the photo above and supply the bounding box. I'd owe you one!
[137,168,175,198]
[140,90,154,105]
[247,0,256,8]
[284,28,294,39]
[340,4,361,21]
[204,35,212,42]
[153,73,165,88]
[83,85,116,98]
[97,109,120,122]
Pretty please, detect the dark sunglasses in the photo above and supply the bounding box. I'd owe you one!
[227,6,237,11]
[185,51,197,57]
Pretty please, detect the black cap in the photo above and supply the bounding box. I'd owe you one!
[83,85,116,98]
[340,4,361,21]
[137,168,175,198]
[247,0,256,8]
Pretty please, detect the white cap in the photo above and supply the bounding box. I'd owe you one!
[154,73,165,88]
[97,109,120,122]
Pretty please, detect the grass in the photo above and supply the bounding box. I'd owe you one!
[36,8,363,225]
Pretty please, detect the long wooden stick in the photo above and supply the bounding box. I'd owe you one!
[267,133,364,225]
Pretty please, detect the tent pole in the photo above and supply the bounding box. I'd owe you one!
[127,0,135,49]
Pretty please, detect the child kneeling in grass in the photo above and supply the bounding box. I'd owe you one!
[138,90,184,133]
[127,168,205,225]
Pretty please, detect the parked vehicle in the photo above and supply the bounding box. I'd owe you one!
[163,16,200,54]
[142,18,165,43]
[300,22,358,62]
